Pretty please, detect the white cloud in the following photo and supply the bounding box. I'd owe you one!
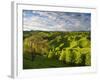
[23,11,91,31]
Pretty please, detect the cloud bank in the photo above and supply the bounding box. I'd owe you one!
[23,10,91,31]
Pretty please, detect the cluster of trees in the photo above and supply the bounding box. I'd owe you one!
[23,31,91,66]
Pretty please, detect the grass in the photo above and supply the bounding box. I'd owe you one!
[23,53,67,69]
[23,53,85,69]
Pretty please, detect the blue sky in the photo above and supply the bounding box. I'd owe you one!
[23,10,91,31]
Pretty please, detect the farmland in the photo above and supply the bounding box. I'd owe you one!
[23,31,91,69]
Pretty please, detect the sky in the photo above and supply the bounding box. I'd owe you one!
[23,10,91,31]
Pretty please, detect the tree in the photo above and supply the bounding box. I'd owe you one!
[23,34,49,61]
